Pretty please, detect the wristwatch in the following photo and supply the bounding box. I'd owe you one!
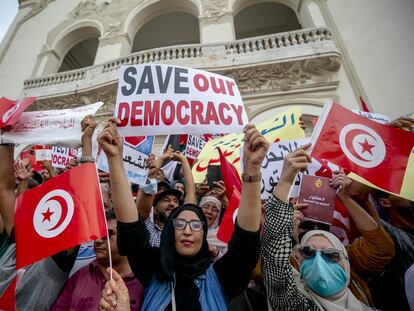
[241,172,261,183]
[79,156,95,163]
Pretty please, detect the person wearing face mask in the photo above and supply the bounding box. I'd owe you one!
[97,120,269,311]
[261,144,387,311]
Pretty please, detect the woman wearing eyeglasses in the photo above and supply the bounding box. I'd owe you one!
[97,120,269,311]
[261,143,394,311]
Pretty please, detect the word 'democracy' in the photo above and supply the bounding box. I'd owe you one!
[115,64,248,136]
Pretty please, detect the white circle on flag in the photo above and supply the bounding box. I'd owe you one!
[2,103,20,123]
[33,189,74,238]
[232,209,239,224]
[339,124,386,168]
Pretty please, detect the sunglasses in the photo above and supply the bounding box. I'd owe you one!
[173,218,204,232]
[298,245,345,263]
[299,221,330,232]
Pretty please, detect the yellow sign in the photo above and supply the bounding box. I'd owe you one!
[192,108,305,183]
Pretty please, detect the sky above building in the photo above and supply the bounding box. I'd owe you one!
[0,0,18,43]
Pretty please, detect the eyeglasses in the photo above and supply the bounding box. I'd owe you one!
[298,245,345,263]
[299,221,330,232]
[173,218,204,232]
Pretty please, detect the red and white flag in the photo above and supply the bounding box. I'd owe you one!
[217,187,241,244]
[0,276,16,311]
[310,102,414,195]
[0,97,36,128]
[14,163,106,269]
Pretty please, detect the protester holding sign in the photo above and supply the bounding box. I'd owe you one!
[261,145,395,310]
[98,120,268,311]
[115,64,248,137]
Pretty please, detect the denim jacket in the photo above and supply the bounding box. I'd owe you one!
[141,265,228,311]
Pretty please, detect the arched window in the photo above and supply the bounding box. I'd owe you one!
[131,12,200,52]
[234,2,301,40]
[58,37,99,72]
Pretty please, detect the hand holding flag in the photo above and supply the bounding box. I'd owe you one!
[310,102,414,199]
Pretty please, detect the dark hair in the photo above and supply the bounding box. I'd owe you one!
[105,209,117,221]
[371,189,390,203]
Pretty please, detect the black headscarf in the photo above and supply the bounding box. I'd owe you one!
[158,203,211,282]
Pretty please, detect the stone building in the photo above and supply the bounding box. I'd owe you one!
[0,0,413,148]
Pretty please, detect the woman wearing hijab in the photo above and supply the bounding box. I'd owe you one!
[200,196,228,260]
[262,144,381,311]
[97,120,269,311]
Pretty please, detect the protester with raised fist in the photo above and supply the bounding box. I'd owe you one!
[98,120,268,310]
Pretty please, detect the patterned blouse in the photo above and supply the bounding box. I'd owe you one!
[260,194,321,311]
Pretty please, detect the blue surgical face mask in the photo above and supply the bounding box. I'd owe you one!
[300,251,347,297]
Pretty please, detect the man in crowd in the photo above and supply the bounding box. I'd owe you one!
[51,210,144,311]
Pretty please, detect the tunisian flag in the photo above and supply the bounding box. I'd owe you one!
[14,163,106,269]
[310,102,414,195]
[217,147,241,199]
[0,97,36,128]
[217,187,241,244]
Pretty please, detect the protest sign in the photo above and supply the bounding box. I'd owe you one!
[51,146,80,169]
[239,138,339,199]
[97,136,154,186]
[184,135,206,159]
[352,110,390,124]
[35,145,52,162]
[115,64,248,136]
[1,102,103,147]
[192,107,305,183]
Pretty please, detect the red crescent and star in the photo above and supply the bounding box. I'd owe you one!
[40,195,69,230]
[344,128,377,162]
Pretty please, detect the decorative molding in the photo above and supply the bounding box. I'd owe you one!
[224,56,340,93]
[69,0,145,19]
[200,0,233,21]
[29,83,117,123]
[99,22,129,46]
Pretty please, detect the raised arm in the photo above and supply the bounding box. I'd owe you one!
[332,173,378,232]
[0,145,16,235]
[261,144,316,310]
[14,160,32,197]
[80,115,97,160]
[97,119,137,222]
[331,173,395,274]
[237,124,269,231]
[171,151,197,204]
[213,125,268,299]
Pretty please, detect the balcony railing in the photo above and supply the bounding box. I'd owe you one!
[23,27,339,94]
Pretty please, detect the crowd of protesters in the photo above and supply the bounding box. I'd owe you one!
[0,112,413,311]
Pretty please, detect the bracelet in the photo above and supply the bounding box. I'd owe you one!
[79,156,95,163]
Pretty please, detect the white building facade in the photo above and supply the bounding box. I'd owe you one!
[0,0,413,144]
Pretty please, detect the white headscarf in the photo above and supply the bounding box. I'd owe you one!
[294,230,372,311]
[200,196,222,228]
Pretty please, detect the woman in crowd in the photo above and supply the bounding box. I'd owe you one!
[261,143,390,310]
[200,195,228,260]
[98,119,269,311]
